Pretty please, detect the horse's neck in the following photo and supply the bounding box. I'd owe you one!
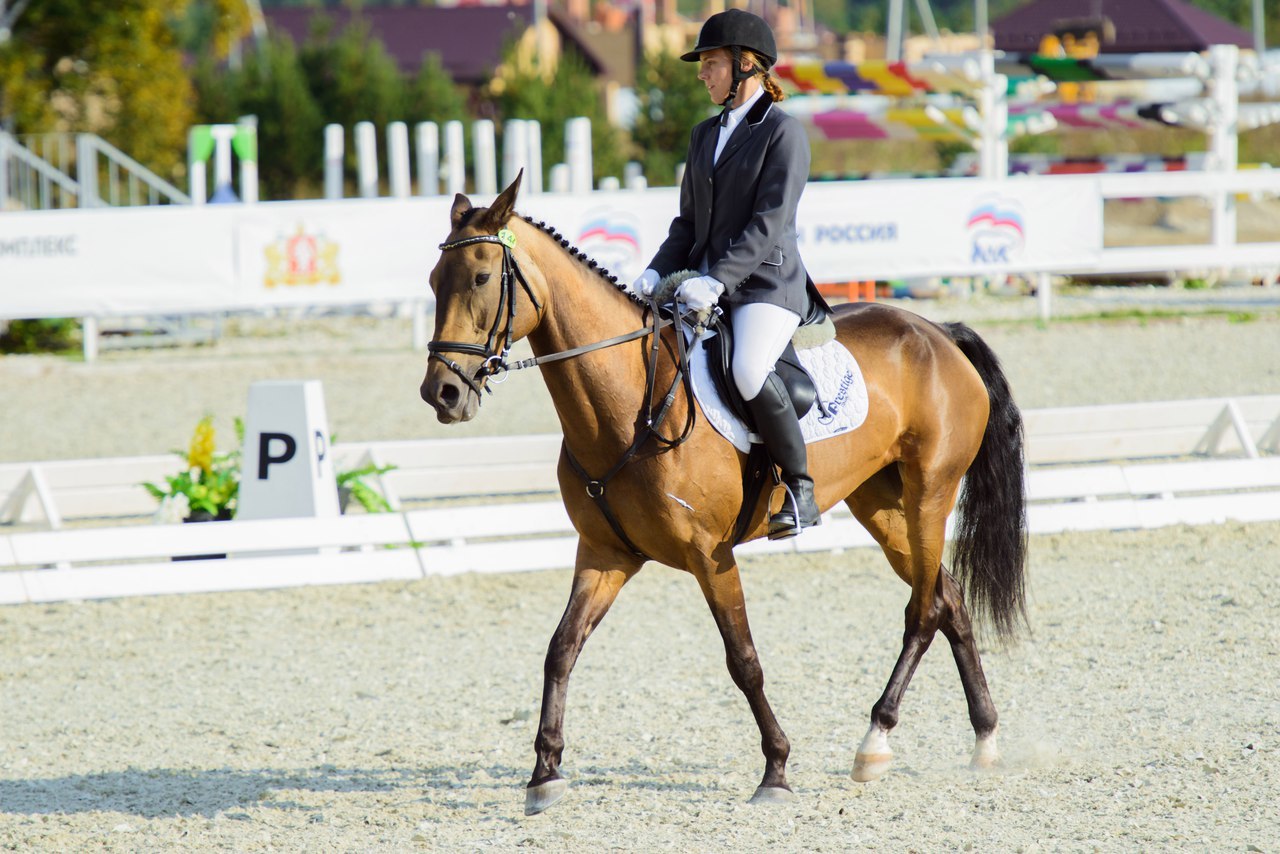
[524,241,650,452]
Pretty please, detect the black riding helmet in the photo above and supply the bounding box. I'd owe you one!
[680,8,778,68]
[681,9,778,118]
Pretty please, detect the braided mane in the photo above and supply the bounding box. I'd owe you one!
[518,214,647,306]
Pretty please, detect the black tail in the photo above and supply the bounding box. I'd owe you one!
[943,322,1028,643]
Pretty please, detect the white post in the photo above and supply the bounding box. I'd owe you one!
[81,316,99,363]
[444,120,466,195]
[237,119,258,204]
[324,123,345,200]
[503,119,529,189]
[599,176,621,191]
[387,121,411,199]
[526,120,543,194]
[1208,44,1239,251]
[565,117,593,193]
[976,50,1008,180]
[1036,271,1052,323]
[188,160,207,206]
[473,119,497,195]
[210,124,237,200]
[415,121,439,196]
[549,163,571,193]
[355,121,379,198]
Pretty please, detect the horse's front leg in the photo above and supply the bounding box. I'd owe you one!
[695,551,794,804]
[526,540,640,815]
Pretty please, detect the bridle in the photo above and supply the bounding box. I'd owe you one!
[428,232,543,400]
[430,224,713,558]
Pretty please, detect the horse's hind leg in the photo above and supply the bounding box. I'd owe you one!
[526,541,641,815]
[694,548,794,804]
[937,567,1000,769]
[845,465,955,782]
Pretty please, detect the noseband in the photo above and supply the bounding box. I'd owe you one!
[429,231,543,399]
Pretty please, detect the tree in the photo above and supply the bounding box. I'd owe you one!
[0,0,200,180]
[492,48,628,187]
[300,15,407,133]
[630,47,716,186]
[407,51,470,126]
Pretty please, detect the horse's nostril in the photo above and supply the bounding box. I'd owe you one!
[439,383,461,407]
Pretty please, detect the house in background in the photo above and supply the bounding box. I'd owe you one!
[262,4,626,117]
[993,0,1254,54]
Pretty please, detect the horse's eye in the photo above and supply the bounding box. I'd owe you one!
[475,272,491,286]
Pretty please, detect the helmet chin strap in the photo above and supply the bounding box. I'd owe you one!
[719,46,756,126]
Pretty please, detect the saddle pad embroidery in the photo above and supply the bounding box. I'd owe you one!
[689,333,868,454]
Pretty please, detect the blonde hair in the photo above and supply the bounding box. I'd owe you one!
[740,49,786,102]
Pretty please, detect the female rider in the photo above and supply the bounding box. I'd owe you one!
[631,8,827,539]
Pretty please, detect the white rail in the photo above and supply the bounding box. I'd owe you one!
[2,396,1278,605]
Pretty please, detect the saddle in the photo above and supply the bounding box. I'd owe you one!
[700,299,832,545]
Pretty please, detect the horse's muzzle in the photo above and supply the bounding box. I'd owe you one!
[420,371,479,424]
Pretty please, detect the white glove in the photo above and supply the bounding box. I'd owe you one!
[630,268,661,297]
[676,275,725,311]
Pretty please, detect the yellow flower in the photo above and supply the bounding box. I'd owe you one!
[188,416,216,474]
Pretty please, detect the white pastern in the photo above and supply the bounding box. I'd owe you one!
[852,724,894,782]
[971,725,1000,770]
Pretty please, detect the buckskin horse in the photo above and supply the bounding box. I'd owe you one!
[420,174,1027,815]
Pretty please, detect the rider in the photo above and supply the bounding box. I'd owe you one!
[631,8,827,539]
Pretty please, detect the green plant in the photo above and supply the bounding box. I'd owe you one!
[142,416,243,522]
[336,462,397,514]
[0,319,80,354]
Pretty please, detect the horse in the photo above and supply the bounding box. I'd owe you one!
[420,174,1028,816]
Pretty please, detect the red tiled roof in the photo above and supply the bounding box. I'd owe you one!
[993,0,1253,54]
[264,5,607,85]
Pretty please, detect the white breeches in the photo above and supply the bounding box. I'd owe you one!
[729,302,801,400]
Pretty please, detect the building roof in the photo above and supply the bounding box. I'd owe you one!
[993,0,1254,54]
[263,5,609,85]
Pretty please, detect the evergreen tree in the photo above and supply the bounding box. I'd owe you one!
[493,49,627,187]
[235,35,325,199]
[408,52,470,125]
[300,15,408,132]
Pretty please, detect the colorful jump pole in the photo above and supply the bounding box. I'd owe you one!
[188,122,257,204]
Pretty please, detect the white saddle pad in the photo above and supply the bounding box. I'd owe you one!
[688,329,868,454]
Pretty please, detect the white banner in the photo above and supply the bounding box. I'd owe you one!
[0,177,1103,320]
[0,206,237,316]
[234,199,445,308]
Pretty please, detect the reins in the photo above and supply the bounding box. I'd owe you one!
[432,225,709,558]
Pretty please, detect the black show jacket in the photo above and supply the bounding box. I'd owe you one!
[648,93,826,318]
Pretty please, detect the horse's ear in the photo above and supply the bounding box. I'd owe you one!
[450,193,473,229]
[483,169,522,230]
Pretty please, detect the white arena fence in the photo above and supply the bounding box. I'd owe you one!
[1,169,1278,360]
[1,396,1278,606]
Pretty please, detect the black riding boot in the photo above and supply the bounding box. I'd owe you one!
[746,371,821,540]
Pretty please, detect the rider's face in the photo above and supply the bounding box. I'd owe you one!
[698,48,738,105]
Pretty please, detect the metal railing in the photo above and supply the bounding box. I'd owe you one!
[0,132,189,212]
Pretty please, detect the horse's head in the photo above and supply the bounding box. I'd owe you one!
[421,173,543,423]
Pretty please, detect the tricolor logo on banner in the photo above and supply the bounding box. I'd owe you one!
[578,209,642,277]
[967,197,1026,265]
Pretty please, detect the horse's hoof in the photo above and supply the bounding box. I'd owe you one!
[748,785,796,805]
[852,752,893,782]
[524,778,568,815]
[853,725,893,782]
[970,728,1000,771]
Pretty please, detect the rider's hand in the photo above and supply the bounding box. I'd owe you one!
[629,269,661,298]
[676,275,725,311]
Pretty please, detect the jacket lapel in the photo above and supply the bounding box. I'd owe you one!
[714,95,774,171]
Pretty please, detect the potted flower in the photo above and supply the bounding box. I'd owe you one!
[143,416,242,525]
